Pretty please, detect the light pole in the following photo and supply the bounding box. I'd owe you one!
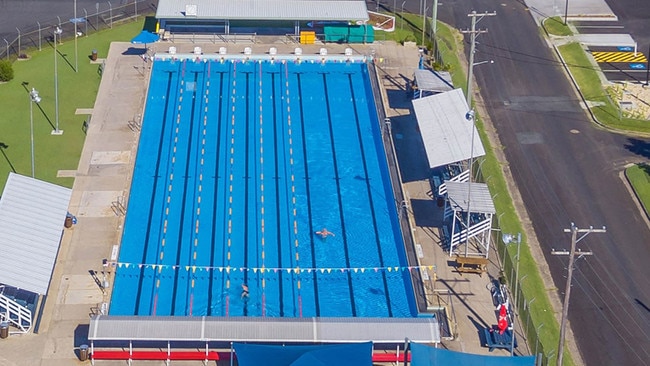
[503,232,522,356]
[53,27,64,135]
[74,0,78,72]
[16,28,21,57]
[564,0,569,25]
[3,39,8,60]
[401,1,406,30]
[29,88,41,178]
[37,22,42,51]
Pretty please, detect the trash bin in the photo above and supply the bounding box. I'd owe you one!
[0,322,9,339]
[64,216,73,228]
[78,344,89,361]
[91,49,98,61]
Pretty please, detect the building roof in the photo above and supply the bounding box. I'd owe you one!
[0,173,72,294]
[156,0,369,21]
[411,89,485,169]
[445,181,495,214]
[89,316,441,344]
[414,69,453,94]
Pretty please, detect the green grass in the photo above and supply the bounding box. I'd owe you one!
[626,164,650,214]
[0,21,144,190]
[543,16,573,36]
[558,42,650,133]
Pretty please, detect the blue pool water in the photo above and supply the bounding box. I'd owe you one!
[110,58,416,318]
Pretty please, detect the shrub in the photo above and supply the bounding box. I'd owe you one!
[0,60,14,82]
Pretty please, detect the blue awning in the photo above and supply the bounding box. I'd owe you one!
[131,30,159,44]
[410,343,537,366]
[233,342,372,366]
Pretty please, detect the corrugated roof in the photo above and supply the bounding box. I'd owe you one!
[414,69,453,93]
[412,89,485,169]
[0,173,72,294]
[89,316,441,343]
[445,181,495,214]
[156,0,369,21]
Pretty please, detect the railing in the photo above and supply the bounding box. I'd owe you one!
[438,169,470,196]
[449,217,491,252]
[0,293,32,333]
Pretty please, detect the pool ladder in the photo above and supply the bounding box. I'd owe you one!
[127,114,142,132]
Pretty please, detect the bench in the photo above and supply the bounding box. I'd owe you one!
[483,327,517,352]
[455,255,488,276]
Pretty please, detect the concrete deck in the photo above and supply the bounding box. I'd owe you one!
[0,39,524,365]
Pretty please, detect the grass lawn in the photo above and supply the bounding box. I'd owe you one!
[558,42,650,133]
[0,20,144,190]
[543,17,573,36]
[626,164,650,215]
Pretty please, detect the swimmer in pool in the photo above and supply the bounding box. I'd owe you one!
[316,228,335,239]
[241,284,249,300]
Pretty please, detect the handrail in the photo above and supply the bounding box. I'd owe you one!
[0,293,32,333]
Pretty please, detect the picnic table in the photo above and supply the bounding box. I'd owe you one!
[455,255,488,276]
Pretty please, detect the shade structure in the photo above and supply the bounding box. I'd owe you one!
[233,342,373,366]
[130,30,160,45]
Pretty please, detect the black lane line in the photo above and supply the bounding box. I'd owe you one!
[170,70,200,315]
[296,72,320,317]
[207,70,226,315]
[135,70,174,315]
[322,72,356,316]
[346,73,393,316]
[243,70,253,316]
[269,71,286,316]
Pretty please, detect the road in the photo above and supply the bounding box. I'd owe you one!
[434,0,650,365]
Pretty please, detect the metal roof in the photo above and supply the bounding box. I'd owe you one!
[445,181,495,214]
[0,173,72,294]
[414,69,453,94]
[156,0,369,21]
[89,316,441,344]
[411,89,485,169]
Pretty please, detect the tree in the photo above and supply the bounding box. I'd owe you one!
[0,60,14,82]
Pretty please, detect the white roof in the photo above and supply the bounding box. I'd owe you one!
[156,0,369,21]
[445,181,495,214]
[414,69,453,93]
[89,316,441,343]
[0,173,72,294]
[412,89,485,169]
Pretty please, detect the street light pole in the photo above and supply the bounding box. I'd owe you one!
[503,232,522,356]
[29,88,41,178]
[401,1,406,30]
[3,39,8,60]
[74,0,78,72]
[564,0,569,25]
[53,27,64,135]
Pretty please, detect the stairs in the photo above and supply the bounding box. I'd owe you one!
[0,288,35,334]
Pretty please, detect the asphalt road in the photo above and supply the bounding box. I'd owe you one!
[435,0,650,365]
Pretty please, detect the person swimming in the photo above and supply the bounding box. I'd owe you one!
[316,228,335,239]
[241,284,249,300]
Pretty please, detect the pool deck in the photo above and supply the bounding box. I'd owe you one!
[0,39,523,365]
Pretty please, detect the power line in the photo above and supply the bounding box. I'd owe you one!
[551,222,606,366]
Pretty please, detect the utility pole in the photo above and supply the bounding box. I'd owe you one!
[552,223,606,366]
[460,11,496,108]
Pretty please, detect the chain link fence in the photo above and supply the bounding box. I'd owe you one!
[1,0,156,61]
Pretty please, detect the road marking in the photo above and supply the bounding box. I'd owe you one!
[592,51,647,63]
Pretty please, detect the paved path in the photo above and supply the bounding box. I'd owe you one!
[0,39,521,364]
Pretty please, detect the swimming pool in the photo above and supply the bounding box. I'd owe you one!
[110,57,416,318]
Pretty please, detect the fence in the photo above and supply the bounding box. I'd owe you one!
[492,216,553,365]
[1,0,156,61]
